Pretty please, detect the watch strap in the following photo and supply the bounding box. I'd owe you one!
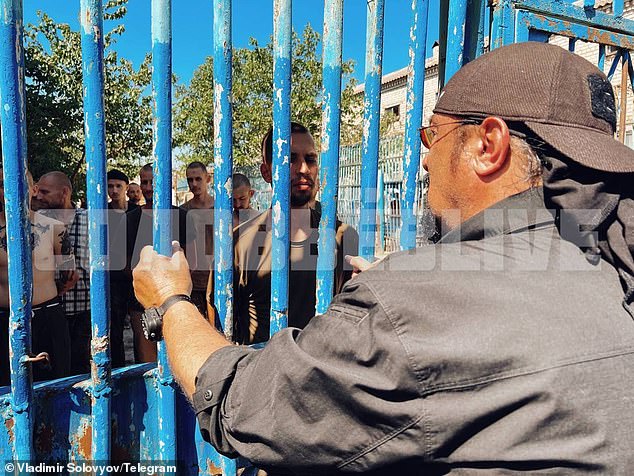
[158,294,193,316]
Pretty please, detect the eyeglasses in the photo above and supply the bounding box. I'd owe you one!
[419,119,479,149]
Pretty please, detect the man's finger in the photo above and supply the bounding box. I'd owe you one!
[171,240,182,255]
[138,245,157,264]
[345,255,372,272]
[171,245,189,271]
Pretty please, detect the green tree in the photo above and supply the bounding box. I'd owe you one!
[25,0,152,197]
[174,25,362,166]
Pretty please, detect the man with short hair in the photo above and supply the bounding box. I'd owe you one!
[180,161,214,316]
[231,173,256,228]
[1,171,76,383]
[107,169,133,211]
[127,182,143,207]
[182,161,213,210]
[208,122,358,344]
[133,43,634,473]
[32,172,90,375]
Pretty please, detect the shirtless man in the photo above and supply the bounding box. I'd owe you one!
[0,171,75,385]
[180,161,213,317]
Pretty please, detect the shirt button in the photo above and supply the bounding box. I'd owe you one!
[204,390,213,401]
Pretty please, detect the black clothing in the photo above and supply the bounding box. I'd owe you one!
[193,189,634,474]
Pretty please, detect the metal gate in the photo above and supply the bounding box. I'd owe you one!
[0,1,633,475]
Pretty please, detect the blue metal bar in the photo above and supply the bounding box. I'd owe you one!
[270,0,292,335]
[491,0,514,49]
[377,171,385,253]
[614,0,624,17]
[476,0,487,57]
[315,0,344,315]
[80,0,112,464]
[607,50,623,80]
[400,0,428,251]
[212,0,234,340]
[515,0,634,35]
[598,44,606,70]
[151,0,177,465]
[518,12,634,50]
[446,0,469,82]
[212,0,237,472]
[359,0,385,261]
[626,51,634,96]
[0,0,34,462]
[569,38,576,52]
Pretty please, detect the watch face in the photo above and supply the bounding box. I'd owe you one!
[141,307,163,341]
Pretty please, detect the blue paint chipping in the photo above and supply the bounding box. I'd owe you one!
[400,0,428,251]
[315,0,344,315]
[0,0,34,462]
[0,0,632,472]
[213,0,234,341]
[359,0,385,262]
[80,0,112,464]
[151,0,177,466]
[445,0,468,82]
[212,1,236,473]
[270,0,292,335]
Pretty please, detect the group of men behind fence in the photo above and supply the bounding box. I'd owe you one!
[0,122,359,384]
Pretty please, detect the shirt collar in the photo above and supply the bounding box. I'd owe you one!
[438,187,554,244]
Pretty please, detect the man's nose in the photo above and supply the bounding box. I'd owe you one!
[422,154,429,172]
[296,158,310,175]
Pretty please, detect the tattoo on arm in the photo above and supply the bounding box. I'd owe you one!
[58,228,72,256]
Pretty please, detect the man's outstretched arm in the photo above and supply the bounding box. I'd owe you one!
[132,242,231,398]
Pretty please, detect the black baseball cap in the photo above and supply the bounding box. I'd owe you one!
[434,42,634,173]
[107,169,129,184]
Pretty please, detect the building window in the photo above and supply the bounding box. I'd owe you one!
[384,104,400,121]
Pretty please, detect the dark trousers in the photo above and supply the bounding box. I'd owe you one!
[67,310,91,375]
[0,299,71,386]
[109,278,129,368]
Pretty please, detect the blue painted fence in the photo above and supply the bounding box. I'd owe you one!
[1,1,634,475]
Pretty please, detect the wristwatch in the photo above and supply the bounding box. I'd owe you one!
[141,294,193,342]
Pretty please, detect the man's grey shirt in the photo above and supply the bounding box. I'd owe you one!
[193,189,634,474]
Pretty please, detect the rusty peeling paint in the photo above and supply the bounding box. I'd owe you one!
[5,416,14,444]
[77,422,92,460]
[207,460,223,476]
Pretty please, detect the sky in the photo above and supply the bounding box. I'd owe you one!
[23,0,441,87]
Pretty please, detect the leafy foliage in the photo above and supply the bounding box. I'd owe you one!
[174,25,363,166]
[24,0,152,198]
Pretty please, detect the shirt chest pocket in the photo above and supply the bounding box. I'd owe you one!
[328,304,369,325]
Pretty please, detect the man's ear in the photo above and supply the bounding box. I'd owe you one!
[471,116,511,177]
[248,189,255,198]
[260,162,272,184]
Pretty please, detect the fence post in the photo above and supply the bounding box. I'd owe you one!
[315,0,344,314]
[80,0,112,463]
[0,0,34,462]
[445,0,469,82]
[400,0,429,251]
[359,0,385,261]
[151,0,177,464]
[270,0,292,336]
[212,0,237,473]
